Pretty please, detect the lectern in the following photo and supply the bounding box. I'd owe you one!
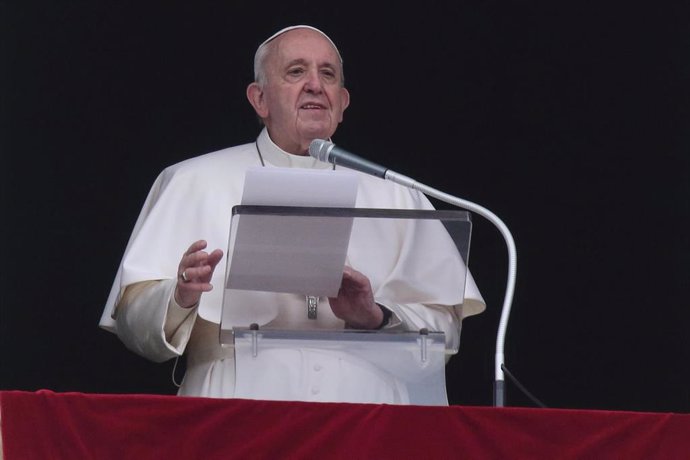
[219,205,472,405]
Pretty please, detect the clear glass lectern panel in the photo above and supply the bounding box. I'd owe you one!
[232,328,448,405]
[219,206,471,406]
[220,205,472,337]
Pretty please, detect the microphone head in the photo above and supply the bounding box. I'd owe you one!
[309,139,334,162]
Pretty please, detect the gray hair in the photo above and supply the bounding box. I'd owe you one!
[253,25,345,87]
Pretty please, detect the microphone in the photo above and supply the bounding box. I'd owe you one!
[309,138,518,408]
[309,139,388,178]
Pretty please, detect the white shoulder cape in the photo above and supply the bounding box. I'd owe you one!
[100,129,485,333]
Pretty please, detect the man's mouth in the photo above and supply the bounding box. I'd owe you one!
[301,103,325,110]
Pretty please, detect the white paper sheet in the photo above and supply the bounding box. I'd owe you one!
[240,166,358,207]
[224,167,358,296]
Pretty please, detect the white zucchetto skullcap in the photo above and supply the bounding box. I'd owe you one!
[255,25,343,64]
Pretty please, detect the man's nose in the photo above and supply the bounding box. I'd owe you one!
[303,69,323,93]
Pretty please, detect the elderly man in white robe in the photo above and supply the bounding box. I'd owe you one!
[100,25,485,405]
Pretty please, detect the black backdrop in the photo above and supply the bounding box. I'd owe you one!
[2,2,688,412]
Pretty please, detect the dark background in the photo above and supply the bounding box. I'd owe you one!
[2,2,688,412]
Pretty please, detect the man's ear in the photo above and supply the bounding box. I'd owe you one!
[337,87,351,123]
[246,83,268,118]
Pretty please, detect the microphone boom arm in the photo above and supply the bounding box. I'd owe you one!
[385,170,517,408]
[308,138,516,406]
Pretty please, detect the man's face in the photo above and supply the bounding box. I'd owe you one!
[248,28,350,154]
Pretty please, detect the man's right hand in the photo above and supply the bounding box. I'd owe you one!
[174,240,224,308]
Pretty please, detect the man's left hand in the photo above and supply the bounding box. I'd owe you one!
[329,266,383,329]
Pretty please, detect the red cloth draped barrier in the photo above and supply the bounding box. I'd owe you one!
[1,390,689,459]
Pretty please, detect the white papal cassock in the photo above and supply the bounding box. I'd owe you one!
[100,128,486,404]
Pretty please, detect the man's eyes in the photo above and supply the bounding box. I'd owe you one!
[287,67,305,76]
[285,67,337,80]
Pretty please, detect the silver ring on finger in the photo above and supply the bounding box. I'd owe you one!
[180,270,190,282]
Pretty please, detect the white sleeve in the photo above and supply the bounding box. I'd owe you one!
[114,279,198,363]
[376,300,462,353]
